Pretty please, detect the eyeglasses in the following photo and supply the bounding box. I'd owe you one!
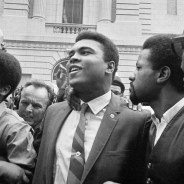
[171,36,184,59]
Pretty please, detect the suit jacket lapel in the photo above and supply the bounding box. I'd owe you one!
[46,104,72,183]
[81,93,121,183]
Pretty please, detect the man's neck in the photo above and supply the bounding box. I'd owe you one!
[76,85,110,103]
[150,90,184,121]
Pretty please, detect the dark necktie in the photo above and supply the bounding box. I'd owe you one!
[66,103,88,184]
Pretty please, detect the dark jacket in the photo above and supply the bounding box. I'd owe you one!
[32,93,151,184]
[145,106,184,184]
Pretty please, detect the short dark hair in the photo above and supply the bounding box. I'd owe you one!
[24,80,55,106]
[112,76,125,93]
[75,31,119,79]
[143,34,184,92]
[0,50,22,99]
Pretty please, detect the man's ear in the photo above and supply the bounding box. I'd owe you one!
[106,61,115,74]
[0,85,11,96]
[157,66,171,83]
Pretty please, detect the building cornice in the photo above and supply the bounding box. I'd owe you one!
[4,39,142,53]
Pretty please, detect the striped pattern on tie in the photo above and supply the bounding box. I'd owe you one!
[67,103,88,184]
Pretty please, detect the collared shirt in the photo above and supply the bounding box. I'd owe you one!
[0,101,36,168]
[54,91,111,184]
[152,97,184,145]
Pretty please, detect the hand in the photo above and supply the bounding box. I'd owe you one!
[65,85,81,111]
[56,68,67,89]
[0,161,30,184]
[103,182,120,184]
[127,98,142,111]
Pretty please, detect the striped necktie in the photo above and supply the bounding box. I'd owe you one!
[66,103,88,184]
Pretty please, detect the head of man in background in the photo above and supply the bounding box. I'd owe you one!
[111,75,125,96]
[0,50,21,103]
[172,35,184,73]
[17,80,55,130]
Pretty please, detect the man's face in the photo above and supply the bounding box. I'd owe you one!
[18,85,49,129]
[129,49,158,105]
[67,39,108,92]
[111,85,122,96]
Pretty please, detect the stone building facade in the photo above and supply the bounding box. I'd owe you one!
[0,0,184,95]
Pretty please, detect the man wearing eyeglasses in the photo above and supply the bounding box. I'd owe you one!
[172,35,184,72]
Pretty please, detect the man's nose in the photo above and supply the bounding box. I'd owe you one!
[26,104,33,112]
[69,52,80,64]
[129,73,135,81]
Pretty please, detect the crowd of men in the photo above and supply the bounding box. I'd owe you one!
[0,31,184,184]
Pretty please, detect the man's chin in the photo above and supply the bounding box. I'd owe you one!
[24,118,34,125]
[130,95,139,105]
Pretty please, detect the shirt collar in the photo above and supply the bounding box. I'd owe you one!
[83,91,111,115]
[152,97,184,125]
[163,97,184,123]
[0,101,6,117]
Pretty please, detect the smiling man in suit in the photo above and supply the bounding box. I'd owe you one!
[32,31,151,184]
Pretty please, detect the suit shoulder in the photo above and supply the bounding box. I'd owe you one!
[47,101,68,111]
[119,105,152,124]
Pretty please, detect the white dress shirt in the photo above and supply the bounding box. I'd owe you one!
[54,91,111,184]
[152,97,184,145]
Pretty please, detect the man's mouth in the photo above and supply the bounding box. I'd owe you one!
[69,66,82,73]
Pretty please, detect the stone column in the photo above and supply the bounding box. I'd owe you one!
[55,0,64,23]
[98,0,112,23]
[33,0,46,19]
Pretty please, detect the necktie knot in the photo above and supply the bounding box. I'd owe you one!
[80,103,88,114]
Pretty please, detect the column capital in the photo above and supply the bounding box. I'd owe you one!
[98,0,112,23]
[33,0,46,19]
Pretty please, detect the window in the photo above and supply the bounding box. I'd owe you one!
[62,0,83,24]
[167,0,177,15]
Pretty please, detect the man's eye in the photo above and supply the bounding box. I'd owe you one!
[33,104,41,109]
[21,101,28,106]
[136,66,141,70]
[82,50,91,55]
[68,53,74,58]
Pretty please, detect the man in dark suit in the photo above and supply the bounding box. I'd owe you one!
[129,34,184,184]
[32,31,151,184]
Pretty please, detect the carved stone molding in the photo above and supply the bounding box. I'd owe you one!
[4,40,73,51]
[4,39,141,53]
[117,46,141,53]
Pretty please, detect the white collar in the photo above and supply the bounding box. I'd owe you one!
[82,91,111,115]
[152,97,184,125]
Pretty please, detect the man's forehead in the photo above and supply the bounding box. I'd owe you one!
[23,85,48,97]
[111,85,121,92]
[72,39,102,49]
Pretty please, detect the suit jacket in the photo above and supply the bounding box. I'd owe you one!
[32,93,151,184]
[145,106,184,184]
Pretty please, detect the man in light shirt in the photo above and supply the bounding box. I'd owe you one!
[129,34,184,184]
[32,31,151,184]
[0,50,36,183]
